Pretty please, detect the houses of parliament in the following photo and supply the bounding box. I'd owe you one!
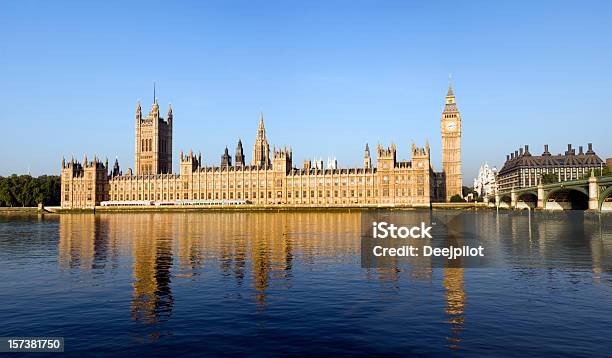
[60,85,463,208]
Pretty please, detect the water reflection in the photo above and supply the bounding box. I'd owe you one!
[130,215,174,325]
[58,213,365,317]
[53,211,611,352]
[442,212,465,350]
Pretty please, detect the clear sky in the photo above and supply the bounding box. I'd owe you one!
[1,0,610,183]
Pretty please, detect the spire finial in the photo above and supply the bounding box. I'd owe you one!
[258,111,265,131]
[447,74,454,97]
[153,81,156,104]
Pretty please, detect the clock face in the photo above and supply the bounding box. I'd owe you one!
[446,121,457,131]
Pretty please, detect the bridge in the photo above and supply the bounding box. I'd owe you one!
[485,175,612,212]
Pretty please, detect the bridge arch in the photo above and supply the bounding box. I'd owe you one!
[499,194,511,208]
[598,186,612,211]
[544,187,589,210]
[516,191,537,209]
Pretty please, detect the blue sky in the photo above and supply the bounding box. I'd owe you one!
[0,1,610,183]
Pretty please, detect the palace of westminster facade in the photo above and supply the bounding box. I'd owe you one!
[60,86,463,208]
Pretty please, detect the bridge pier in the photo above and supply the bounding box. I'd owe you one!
[588,174,598,211]
[510,188,517,209]
[537,183,544,210]
[495,192,500,209]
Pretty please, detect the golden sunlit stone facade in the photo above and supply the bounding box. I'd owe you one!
[61,87,462,208]
[441,83,463,201]
[60,156,110,209]
[135,97,173,175]
[104,141,433,206]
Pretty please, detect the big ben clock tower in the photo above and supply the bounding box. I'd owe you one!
[441,81,463,201]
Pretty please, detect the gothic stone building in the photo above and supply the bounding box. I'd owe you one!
[60,156,110,209]
[496,143,604,192]
[61,86,463,208]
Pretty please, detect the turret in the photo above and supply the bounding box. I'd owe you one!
[412,142,432,202]
[364,143,372,169]
[376,143,396,170]
[273,145,293,174]
[235,139,245,167]
[221,146,232,167]
[167,103,173,126]
[327,156,337,170]
[180,149,200,175]
[112,158,121,177]
[136,101,142,122]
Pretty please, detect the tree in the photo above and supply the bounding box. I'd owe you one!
[541,173,558,185]
[462,186,479,201]
[580,167,611,180]
[0,174,61,207]
[450,194,464,203]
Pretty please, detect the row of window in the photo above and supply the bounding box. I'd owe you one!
[64,184,106,192]
[112,188,423,201]
[112,175,421,191]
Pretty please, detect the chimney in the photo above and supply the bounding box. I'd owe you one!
[544,144,549,153]
[506,154,510,161]
[515,150,519,158]
[519,148,524,155]
[579,146,583,155]
[525,145,531,156]
[566,144,572,155]
[587,143,594,154]
[511,153,514,159]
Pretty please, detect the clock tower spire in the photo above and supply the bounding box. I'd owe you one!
[441,79,463,201]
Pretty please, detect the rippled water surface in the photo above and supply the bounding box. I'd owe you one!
[0,211,611,356]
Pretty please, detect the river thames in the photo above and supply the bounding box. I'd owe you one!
[0,211,611,356]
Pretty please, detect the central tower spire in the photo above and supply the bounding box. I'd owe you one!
[252,112,270,168]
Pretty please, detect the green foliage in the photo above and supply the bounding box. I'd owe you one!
[0,175,60,207]
[580,167,611,179]
[540,173,558,184]
[450,194,464,203]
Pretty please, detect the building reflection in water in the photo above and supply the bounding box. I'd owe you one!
[442,213,466,350]
[59,214,175,332]
[57,211,479,348]
[130,214,174,325]
[59,214,115,272]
